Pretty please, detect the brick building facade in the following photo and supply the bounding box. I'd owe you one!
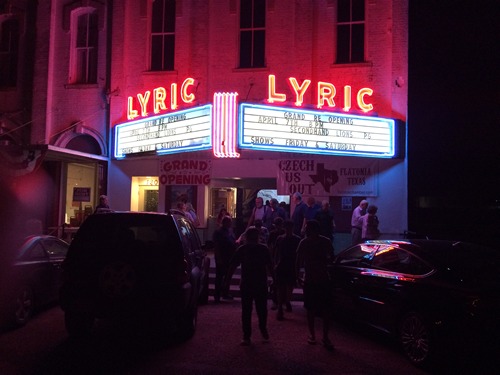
[0,0,408,245]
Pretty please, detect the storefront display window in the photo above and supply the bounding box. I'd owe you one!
[131,176,159,212]
[65,163,97,226]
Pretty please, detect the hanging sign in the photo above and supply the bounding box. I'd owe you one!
[159,159,212,186]
[277,159,378,197]
[239,104,395,158]
[114,105,212,158]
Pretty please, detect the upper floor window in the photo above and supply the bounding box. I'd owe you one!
[151,0,176,71]
[70,9,98,84]
[336,0,365,64]
[239,0,265,68]
[0,18,19,88]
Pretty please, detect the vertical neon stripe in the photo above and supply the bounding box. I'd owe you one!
[213,93,220,157]
[213,92,240,158]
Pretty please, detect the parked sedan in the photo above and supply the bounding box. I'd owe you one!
[329,239,500,368]
[0,235,69,328]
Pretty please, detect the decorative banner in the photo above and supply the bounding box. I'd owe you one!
[114,105,212,158]
[159,159,212,186]
[277,159,378,197]
[239,103,395,158]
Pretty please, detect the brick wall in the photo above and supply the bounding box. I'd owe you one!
[112,0,407,125]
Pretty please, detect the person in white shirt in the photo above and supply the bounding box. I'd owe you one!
[351,200,368,245]
[247,196,267,229]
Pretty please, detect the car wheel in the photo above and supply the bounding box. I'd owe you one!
[65,312,94,338]
[399,312,432,367]
[13,286,34,326]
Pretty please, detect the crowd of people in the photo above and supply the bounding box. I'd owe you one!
[211,192,366,351]
[210,193,382,350]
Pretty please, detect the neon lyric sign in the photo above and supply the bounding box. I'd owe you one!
[267,75,374,113]
[127,77,196,120]
[126,75,375,121]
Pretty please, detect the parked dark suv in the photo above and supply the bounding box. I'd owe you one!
[59,210,210,339]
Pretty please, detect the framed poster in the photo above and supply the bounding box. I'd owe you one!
[165,185,197,211]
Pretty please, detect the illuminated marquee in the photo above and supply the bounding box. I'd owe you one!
[239,104,395,158]
[114,105,212,158]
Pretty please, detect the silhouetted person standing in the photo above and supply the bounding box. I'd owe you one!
[361,205,380,241]
[315,200,335,243]
[226,227,274,346]
[296,220,335,351]
[291,192,306,237]
[274,220,301,320]
[213,216,236,302]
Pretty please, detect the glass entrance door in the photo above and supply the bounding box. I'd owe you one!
[211,187,237,218]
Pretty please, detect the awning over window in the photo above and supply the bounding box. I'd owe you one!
[0,144,108,177]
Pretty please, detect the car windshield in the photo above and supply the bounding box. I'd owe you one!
[74,213,180,252]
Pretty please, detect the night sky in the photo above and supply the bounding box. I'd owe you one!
[407,1,499,223]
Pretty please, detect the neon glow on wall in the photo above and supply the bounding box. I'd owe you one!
[213,92,240,158]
